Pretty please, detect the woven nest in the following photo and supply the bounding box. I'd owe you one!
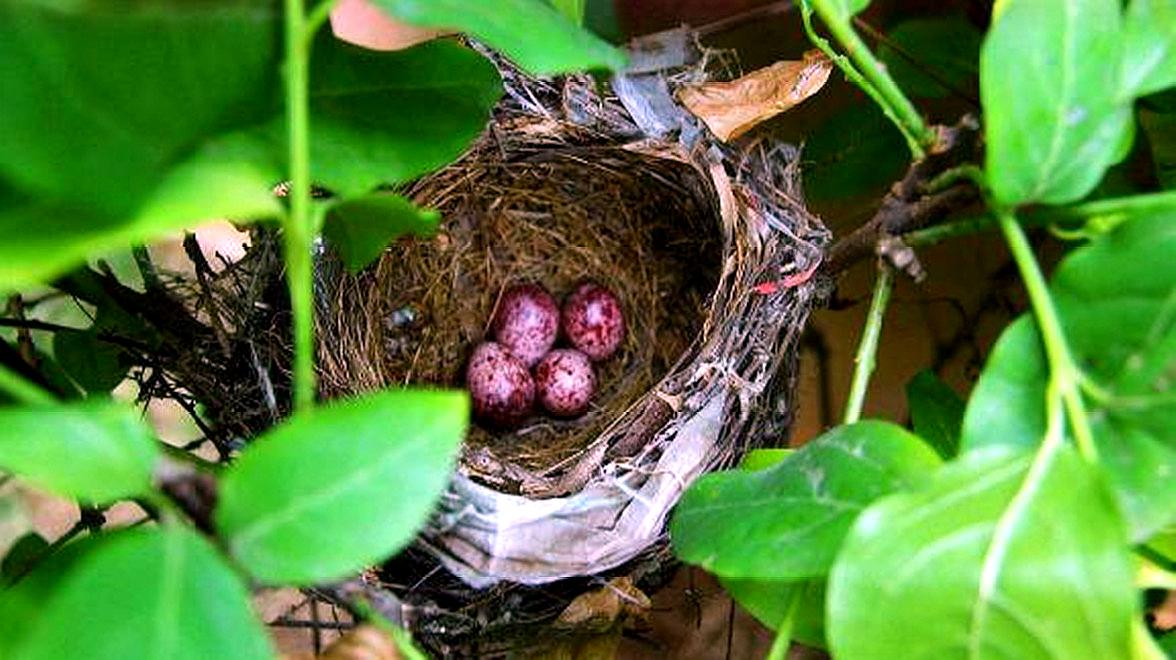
[161,31,828,656]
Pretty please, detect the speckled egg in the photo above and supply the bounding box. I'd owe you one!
[491,283,559,367]
[561,282,625,361]
[534,349,596,418]
[465,341,534,429]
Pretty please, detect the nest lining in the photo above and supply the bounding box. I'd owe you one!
[315,145,721,478]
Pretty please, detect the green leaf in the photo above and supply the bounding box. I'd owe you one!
[52,331,127,395]
[1141,109,1176,189]
[1147,527,1176,563]
[216,389,468,585]
[906,370,965,459]
[878,16,981,99]
[550,0,586,26]
[721,578,826,647]
[1052,215,1176,539]
[961,317,1047,453]
[132,131,284,230]
[828,446,1136,659]
[1160,630,1176,656]
[802,103,908,206]
[808,0,871,24]
[0,531,98,656]
[372,0,626,74]
[301,37,503,197]
[0,533,49,587]
[738,448,793,471]
[0,0,280,218]
[1122,0,1176,97]
[963,215,1176,540]
[670,421,941,579]
[980,0,1132,206]
[0,402,158,503]
[323,194,440,274]
[12,526,273,660]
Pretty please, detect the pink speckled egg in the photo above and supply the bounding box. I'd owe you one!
[534,349,596,418]
[491,283,559,367]
[466,341,534,429]
[561,282,625,361]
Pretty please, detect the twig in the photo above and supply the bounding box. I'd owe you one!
[183,233,232,359]
[5,295,37,367]
[696,0,793,36]
[824,115,982,275]
[271,617,355,630]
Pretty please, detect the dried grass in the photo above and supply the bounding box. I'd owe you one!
[315,145,719,475]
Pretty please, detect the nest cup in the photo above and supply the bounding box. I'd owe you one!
[170,34,828,655]
[319,144,721,478]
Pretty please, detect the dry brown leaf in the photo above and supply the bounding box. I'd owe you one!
[677,50,832,141]
[318,624,400,660]
[555,576,652,633]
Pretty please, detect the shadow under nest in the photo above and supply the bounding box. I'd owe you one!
[147,41,829,657]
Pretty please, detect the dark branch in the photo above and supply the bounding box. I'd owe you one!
[824,115,983,277]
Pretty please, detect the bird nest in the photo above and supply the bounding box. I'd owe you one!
[163,32,828,656]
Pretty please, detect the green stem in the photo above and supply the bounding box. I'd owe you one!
[305,0,340,42]
[765,589,803,660]
[806,1,936,157]
[284,0,317,413]
[844,266,895,424]
[995,211,1097,461]
[799,4,923,158]
[0,362,55,405]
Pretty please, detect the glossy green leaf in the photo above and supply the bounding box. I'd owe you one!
[12,526,272,660]
[828,447,1136,659]
[216,389,468,585]
[961,317,1047,452]
[980,0,1132,206]
[1052,215,1176,538]
[722,578,826,647]
[0,402,157,503]
[906,370,965,459]
[324,194,440,274]
[1122,0,1176,97]
[301,37,503,197]
[671,421,941,579]
[878,16,981,99]
[0,0,280,218]
[963,216,1176,540]
[372,0,626,74]
[52,331,127,395]
[1141,109,1176,189]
